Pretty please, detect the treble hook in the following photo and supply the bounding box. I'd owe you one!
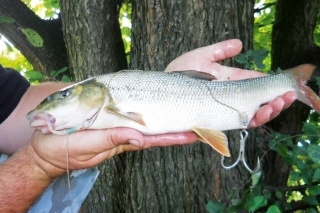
[221,130,260,174]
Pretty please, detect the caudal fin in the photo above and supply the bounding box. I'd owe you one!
[286,64,320,113]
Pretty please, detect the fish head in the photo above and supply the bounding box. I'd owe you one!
[27,78,107,134]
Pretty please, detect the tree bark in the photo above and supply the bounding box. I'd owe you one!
[0,0,67,75]
[263,0,320,187]
[59,0,127,81]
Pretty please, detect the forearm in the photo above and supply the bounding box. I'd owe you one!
[0,143,65,212]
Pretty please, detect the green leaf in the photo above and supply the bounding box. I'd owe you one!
[275,190,282,200]
[251,171,262,187]
[3,40,13,52]
[21,28,43,47]
[25,70,44,82]
[303,122,318,137]
[302,195,319,205]
[0,15,15,23]
[307,145,320,165]
[121,26,131,37]
[316,76,320,87]
[246,195,267,212]
[313,168,320,180]
[266,205,281,213]
[51,67,68,78]
[235,54,248,64]
[306,208,319,213]
[263,190,272,199]
[289,170,300,181]
[205,201,226,213]
[276,143,289,157]
[61,75,71,83]
[308,185,320,196]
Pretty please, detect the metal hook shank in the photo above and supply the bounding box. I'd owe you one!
[221,130,260,174]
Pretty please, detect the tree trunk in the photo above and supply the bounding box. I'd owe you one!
[263,0,320,187]
[59,0,127,81]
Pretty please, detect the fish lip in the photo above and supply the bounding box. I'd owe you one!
[28,111,56,129]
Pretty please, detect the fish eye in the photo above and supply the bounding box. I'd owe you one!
[60,89,71,98]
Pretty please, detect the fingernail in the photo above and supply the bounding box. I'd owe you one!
[128,139,140,147]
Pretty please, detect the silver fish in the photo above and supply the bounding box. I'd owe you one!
[27,64,320,156]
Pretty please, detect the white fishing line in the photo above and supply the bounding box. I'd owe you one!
[65,134,74,213]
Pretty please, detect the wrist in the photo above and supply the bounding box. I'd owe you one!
[25,143,66,179]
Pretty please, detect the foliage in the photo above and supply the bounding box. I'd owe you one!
[235,48,269,71]
[0,35,32,71]
[0,0,132,82]
[314,10,320,46]
[253,0,276,72]
[0,15,15,23]
[21,28,44,47]
[119,0,132,63]
[21,0,59,19]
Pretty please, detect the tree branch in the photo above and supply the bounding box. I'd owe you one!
[254,3,276,14]
[0,0,67,76]
[264,181,320,193]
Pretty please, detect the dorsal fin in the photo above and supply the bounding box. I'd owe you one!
[175,70,217,81]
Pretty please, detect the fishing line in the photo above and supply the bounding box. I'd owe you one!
[202,82,248,126]
[65,134,74,213]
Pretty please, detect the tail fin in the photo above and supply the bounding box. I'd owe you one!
[286,64,320,113]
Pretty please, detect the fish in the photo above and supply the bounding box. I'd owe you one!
[27,64,320,157]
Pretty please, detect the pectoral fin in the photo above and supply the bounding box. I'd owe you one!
[192,127,230,157]
[106,106,146,126]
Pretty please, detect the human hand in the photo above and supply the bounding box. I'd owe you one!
[165,39,296,128]
[30,129,197,177]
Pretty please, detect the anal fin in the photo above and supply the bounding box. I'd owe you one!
[193,127,230,157]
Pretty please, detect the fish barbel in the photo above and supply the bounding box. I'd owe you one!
[27,64,320,157]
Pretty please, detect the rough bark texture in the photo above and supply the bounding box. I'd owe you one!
[130,0,254,70]
[59,0,127,81]
[0,0,67,75]
[262,0,320,187]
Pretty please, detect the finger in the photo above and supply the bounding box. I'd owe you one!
[134,132,197,149]
[268,97,285,120]
[248,105,273,128]
[248,98,285,128]
[147,132,197,147]
[204,39,243,62]
[281,91,297,109]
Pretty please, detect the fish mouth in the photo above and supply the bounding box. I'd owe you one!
[27,112,56,134]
